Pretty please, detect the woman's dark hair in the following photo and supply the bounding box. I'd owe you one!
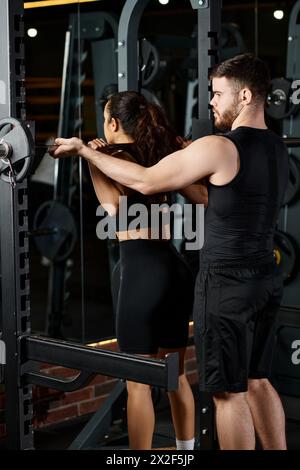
[210,53,271,104]
[106,91,181,166]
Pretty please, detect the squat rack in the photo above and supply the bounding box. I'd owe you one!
[0,0,222,450]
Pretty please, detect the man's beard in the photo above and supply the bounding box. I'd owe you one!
[214,100,241,132]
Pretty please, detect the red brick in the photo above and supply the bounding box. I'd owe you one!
[33,386,65,398]
[94,379,118,397]
[50,387,94,409]
[43,404,78,426]
[89,375,109,386]
[78,396,108,415]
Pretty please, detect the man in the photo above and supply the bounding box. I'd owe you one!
[52,53,288,450]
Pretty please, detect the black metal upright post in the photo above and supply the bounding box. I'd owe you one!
[0,0,34,450]
[191,0,222,450]
[191,0,222,139]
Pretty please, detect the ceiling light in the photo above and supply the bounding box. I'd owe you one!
[24,0,98,9]
[158,0,170,5]
[27,28,38,37]
[273,10,284,20]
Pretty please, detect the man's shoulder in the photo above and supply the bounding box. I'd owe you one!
[191,134,237,155]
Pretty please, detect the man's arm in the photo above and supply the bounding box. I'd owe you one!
[52,135,232,194]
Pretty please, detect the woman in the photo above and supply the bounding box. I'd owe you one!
[55,91,206,450]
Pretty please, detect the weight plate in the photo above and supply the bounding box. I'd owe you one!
[283,155,300,206]
[140,38,160,87]
[274,231,297,283]
[266,78,298,120]
[0,117,34,183]
[32,200,77,262]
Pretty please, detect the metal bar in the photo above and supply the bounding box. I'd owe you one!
[284,138,300,147]
[24,335,179,391]
[118,0,150,92]
[24,369,95,392]
[69,380,126,450]
[192,0,222,139]
[0,0,34,450]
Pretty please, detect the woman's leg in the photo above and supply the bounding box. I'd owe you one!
[157,347,195,448]
[126,354,157,450]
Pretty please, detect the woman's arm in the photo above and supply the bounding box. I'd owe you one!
[87,139,130,216]
[88,162,122,216]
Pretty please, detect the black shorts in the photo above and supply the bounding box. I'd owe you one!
[193,255,283,393]
[112,240,194,354]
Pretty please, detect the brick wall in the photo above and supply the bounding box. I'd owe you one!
[0,325,197,439]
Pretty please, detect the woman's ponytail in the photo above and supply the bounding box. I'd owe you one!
[107,91,181,167]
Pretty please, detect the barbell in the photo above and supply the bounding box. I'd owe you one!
[0,117,34,184]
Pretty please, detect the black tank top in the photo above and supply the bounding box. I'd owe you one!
[202,126,289,264]
[107,143,169,233]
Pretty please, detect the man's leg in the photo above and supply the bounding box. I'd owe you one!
[247,378,287,450]
[213,392,256,450]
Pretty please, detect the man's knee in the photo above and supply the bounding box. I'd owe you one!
[213,391,246,406]
[248,377,271,393]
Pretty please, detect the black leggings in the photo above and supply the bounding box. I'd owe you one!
[111,240,194,354]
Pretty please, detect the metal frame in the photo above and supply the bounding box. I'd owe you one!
[280,0,300,309]
[118,0,222,139]
[0,0,33,450]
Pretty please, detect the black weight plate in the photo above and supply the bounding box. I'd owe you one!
[33,201,77,262]
[274,231,297,283]
[266,78,292,120]
[283,155,300,206]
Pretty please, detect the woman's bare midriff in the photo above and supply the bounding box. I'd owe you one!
[116,225,171,242]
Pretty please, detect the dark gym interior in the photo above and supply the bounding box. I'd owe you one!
[0,0,300,454]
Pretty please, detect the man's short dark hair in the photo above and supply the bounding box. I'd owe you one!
[210,53,271,104]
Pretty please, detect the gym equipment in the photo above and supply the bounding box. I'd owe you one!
[32,201,77,262]
[266,77,299,120]
[0,117,34,184]
[283,154,300,206]
[140,38,160,87]
[277,0,300,311]
[272,307,300,398]
[274,231,297,284]
[220,23,246,60]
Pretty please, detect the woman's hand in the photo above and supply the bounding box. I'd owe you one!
[88,138,107,150]
[50,137,85,158]
[176,136,193,149]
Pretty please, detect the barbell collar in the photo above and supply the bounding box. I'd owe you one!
[0,141,12,161]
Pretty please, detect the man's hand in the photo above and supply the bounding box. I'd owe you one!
[50,137,85,158]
